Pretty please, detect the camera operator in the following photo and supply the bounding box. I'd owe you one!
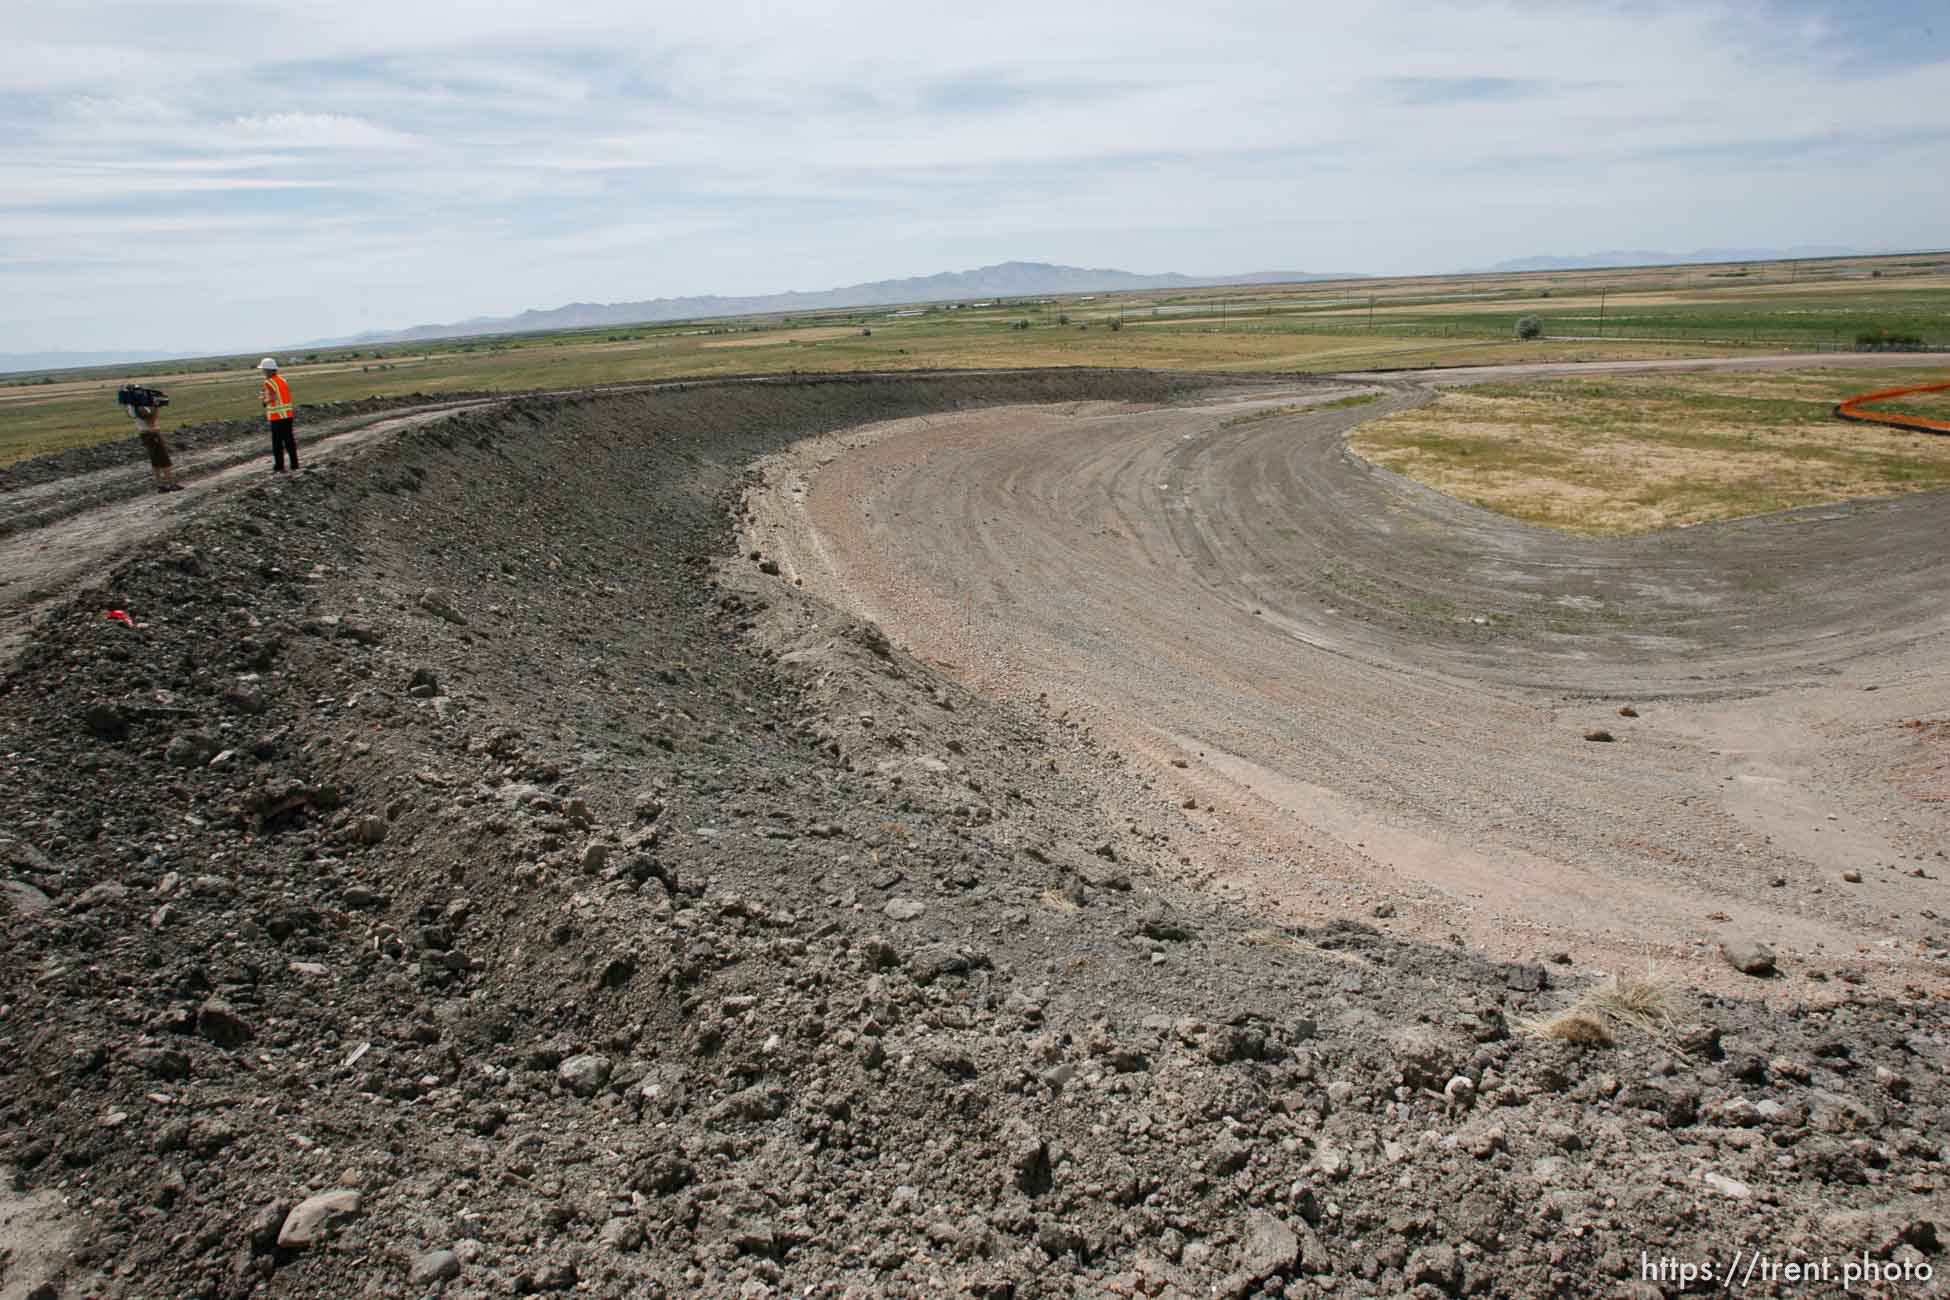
[129,388,183,493]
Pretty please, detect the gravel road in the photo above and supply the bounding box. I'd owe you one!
[747,359,1950,997]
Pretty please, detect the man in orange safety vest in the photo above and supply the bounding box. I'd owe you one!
[258,357,298,472]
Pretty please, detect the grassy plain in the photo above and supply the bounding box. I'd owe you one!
[1349,367,1950,535]
[3,250,1946,467]
[0,326,1710,465]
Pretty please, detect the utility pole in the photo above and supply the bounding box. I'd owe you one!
[1368,295,1375,330]
[1598,287,1607,339]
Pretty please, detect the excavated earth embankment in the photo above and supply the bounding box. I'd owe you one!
[0,370,1945,1299]
[0,396,497,541]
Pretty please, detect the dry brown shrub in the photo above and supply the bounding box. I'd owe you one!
[1521,967,1680,1045]
[1523,1009,1614,1045]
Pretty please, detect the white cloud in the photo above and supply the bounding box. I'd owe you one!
[0,167,341,205]
[219,112,417,149]
[3,1,1946,351]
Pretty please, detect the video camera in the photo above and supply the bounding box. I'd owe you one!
[115,384,169,410]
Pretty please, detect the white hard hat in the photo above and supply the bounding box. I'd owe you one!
[257,357,279,371]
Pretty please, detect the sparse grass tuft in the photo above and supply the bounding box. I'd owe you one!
[1523,1008,1615,1045]
[1521,967,1680,1044]
[1240,928,1371,965]
[1040,887,1082,913]
[1583,968,1681,1034]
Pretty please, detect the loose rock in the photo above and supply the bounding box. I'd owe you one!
[1720,938,1777,976]
[410,1248,462,1285]
[557,1054,613,1097]
[1238,1210,1299,1280]
[277,1190,363,1248]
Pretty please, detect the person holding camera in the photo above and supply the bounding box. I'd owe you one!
[123,386,183,493]
[258,357,298,471]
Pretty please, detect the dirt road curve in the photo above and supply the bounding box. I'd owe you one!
[749,354,1950,995]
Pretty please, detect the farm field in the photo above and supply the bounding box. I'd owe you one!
[1350,366,1950,534]
[4,249,1945,466]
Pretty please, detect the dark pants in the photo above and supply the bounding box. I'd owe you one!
[270,418,298,471]
[140,430,172,469]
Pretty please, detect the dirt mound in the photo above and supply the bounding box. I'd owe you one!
[0,372,1943,1297]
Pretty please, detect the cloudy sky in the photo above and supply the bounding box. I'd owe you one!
[6,0,1947,354]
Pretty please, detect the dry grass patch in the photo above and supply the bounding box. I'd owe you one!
[1523,1008,1614,1045]
[1581,967,1682,1033]
[1350,370,1950,534]
[1522,968,1681,1045]
[1239,928,1371,965]
[1633,367,1946,403]
[1039,887,1083,913]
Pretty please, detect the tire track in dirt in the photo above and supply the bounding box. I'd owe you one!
[749,368,1950,994]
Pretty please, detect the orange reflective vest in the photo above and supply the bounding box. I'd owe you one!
[262,373,294,421]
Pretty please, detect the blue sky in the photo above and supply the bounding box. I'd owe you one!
[3,1,1946,354]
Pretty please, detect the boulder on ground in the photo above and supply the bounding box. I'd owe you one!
[277,1190,363,1248]
[1720,938,1776,976]
[558,1054,613,1097]
[1239,1210,1299,1280]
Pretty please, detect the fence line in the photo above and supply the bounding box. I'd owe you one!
[1163,318,1950,353]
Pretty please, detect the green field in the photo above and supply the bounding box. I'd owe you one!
[5,251,1947,467]
[1300,285,1950,349]
[1125,279,1950,350]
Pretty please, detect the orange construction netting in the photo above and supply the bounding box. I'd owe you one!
[1834,380,1950,435]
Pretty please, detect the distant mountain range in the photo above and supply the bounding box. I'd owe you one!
[318,261,1362,346]
[1486,245,1873,272]
[15,247,1940,376]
